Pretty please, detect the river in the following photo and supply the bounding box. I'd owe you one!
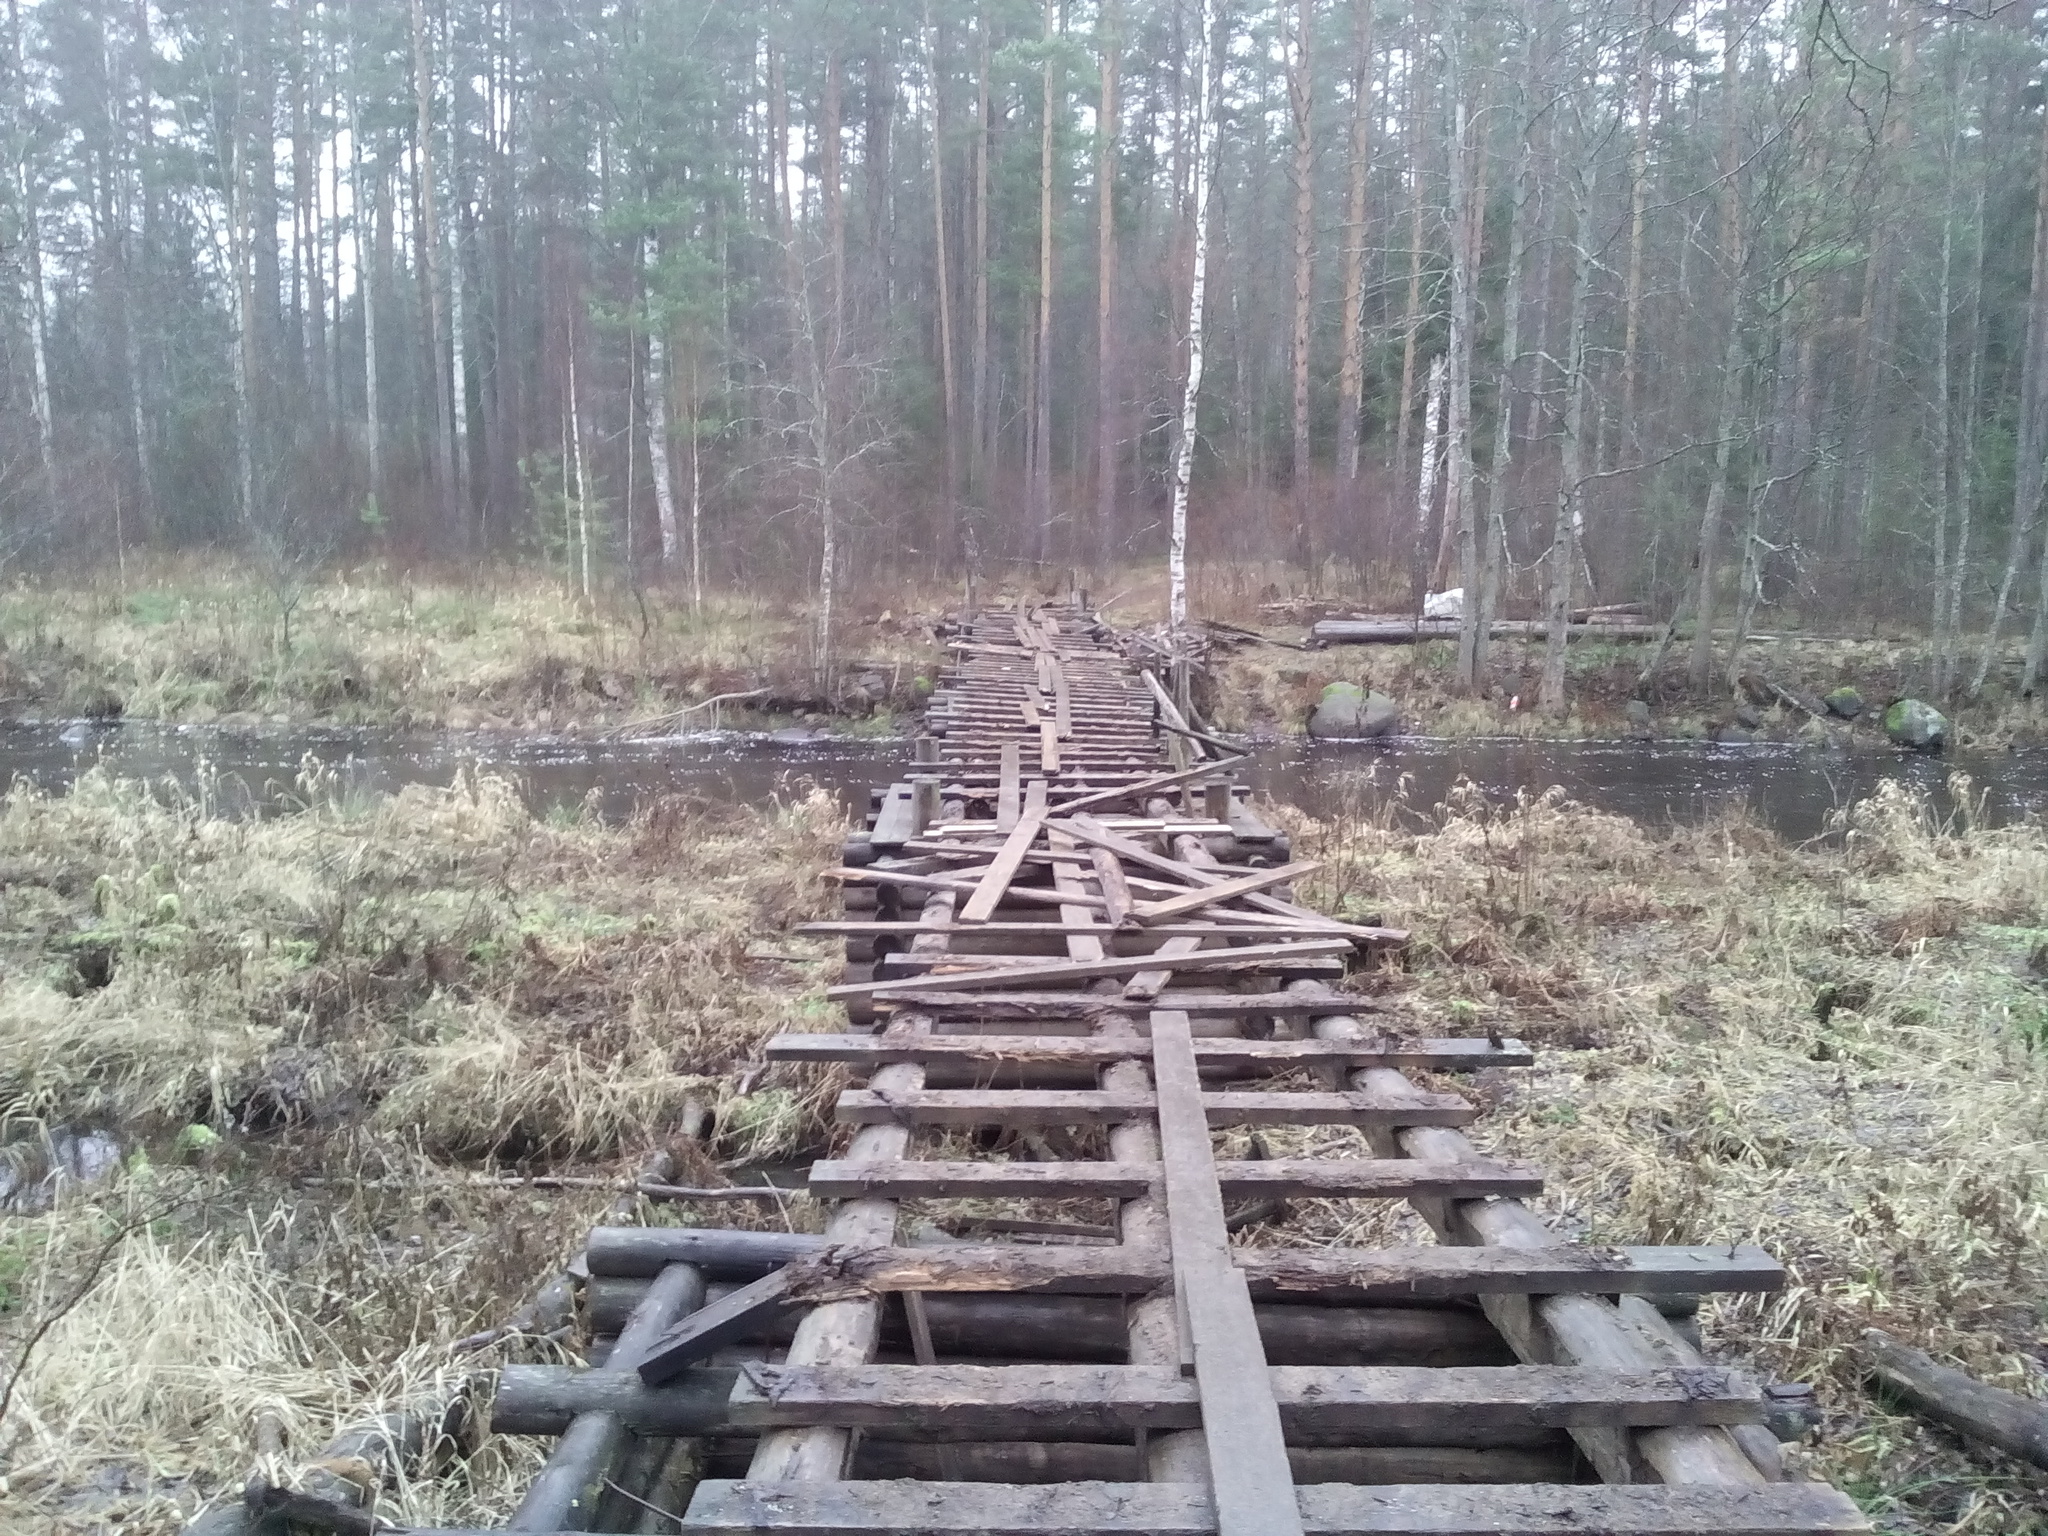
[0,719,2038,840]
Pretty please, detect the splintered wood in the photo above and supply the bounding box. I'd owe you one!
[472,601,1864,1536]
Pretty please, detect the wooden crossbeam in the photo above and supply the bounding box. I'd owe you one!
[765,1033,1537,1071]
[677,1479,1869,1535]
[804,1155,1542,1201]
[825,938,1349,999]
[995,742,1021,830]
[862,988,1370,1017]
[832,1085,1473,1128]
[1131,861,1321,924]
[626,1266,801,1384]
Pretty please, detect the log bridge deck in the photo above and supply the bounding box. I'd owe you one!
[461,604,1864,1536]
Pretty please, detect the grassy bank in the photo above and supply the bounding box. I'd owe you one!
[1202,626,2048,748]
[0,557,948,732]
[1,758,2044,1531]
[0,767,845,1532]
[1284,776,2048,1531]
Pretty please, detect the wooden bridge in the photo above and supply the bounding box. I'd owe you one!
[438,604,1867,1534]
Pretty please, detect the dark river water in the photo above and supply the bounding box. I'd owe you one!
[1,719,2041,840]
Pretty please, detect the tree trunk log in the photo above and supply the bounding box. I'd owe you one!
[1862,1329,2048,1470]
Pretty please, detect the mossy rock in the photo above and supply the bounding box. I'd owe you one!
[1883,698,1945,751]
[1823,686,1865,720]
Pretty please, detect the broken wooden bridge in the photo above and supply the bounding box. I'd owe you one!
[463,603,1865,1535]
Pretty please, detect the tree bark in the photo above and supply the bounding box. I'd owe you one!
[928,3,960,510]
[970,7,992,505]
[1541,155,1598,715]
[1446,23,1480,689]
[1335,0,1374,486]
[1095,0,1120,564]
[1686,1,1747,695]
[1033,0,1057,560]
[1287,0,1315,577]
[411,0,458,545]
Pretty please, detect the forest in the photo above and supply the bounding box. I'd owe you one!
[0,0,2042,697]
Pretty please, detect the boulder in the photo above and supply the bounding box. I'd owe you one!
[1625,698,1654,739]
[1735,704,1764,731]
[1883,698,1946,752]
[1308,682,1401,740]
[1824,686,1865,720]
[1422,588,1465,621]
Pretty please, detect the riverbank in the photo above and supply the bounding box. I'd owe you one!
[0,558,946,735]
[1203,624,2048,750]
[2,765,2043,1531]
[13,560,2044,749]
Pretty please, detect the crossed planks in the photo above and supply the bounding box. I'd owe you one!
[661,603,1863,1536]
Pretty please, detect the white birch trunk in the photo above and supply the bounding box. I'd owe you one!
[1166,0,1217,637]
[644,232,681,567]
[1413,354,1447,587]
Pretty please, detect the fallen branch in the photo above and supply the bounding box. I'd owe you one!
[1862,1328,2048,1470]
[602,688,771,740]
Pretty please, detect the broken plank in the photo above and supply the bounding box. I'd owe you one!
[1040,719,1060,773]
[625,1265,802,1385]
[1088,846,1135,925]
[825,938,1350,999]
[805,1156,1541,1202]
[957,813,1047,924]
[1124,933,1206,1000]
[677,1479,1869,1535]
[1130,861,1321,924]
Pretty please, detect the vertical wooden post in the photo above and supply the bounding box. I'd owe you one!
[914,735,939,766]
[910,776,942,835]
[1204,778,1232,824]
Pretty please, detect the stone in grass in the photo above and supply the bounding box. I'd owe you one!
[1883,698,1946,752]
[1824,686,1865,720]
[1308,682,1400,740]
[1625,698,1654,739]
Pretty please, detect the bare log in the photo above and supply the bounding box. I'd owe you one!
[1862,1328,2048,1470]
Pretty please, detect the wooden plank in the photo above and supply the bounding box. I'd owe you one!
[720,1361,1763,1437]
[869,783,917,850]
[765,1033,1537,1072]
[1147,1006,1302,1535]
[805,1156,1543,1201]
[1052,658,1073,738]
[825,938,1350,999]
[678,1479,1870,1534]
[1050,759,1249,818]
[626,1265,801,1384]
[1040,719,1060,773]
[1088,847,1135,925]
[867,988,1382,1018]
[824,868,1108,914]
[594,1235,1783,1300]
[1124,933,1207,1001]
[996,743,1021,831]
[832,1085,1472,1129]
[955,812,1047,925]
[1131,862,1322,924]
[795,921,1373,941]
[1019,692,1041,728]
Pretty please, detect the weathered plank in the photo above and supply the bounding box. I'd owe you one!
[957,813,1047,924]
[804,1157,1542,1201]
[832,1085,1472,1129]
[586,1231,1783,1300]
[864,989,1366,1018]
[995,743,1021,831]
[869,783,917,850]
[766,1033,1534,1071]
[1147,1005,1303,1533]
[1123,933,1207,1000]
[677,1479,1869,1534]
[717,1362,1762,1437]
[627,1266,802,1385]
[826,938,1349,999]
[1132,862,1321,923]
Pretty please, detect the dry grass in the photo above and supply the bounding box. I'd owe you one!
[1283,774,2048,1531]
[0,764,848,1532]
[0,554,952,730]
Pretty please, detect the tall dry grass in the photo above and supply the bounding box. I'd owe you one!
[0,762,846,1532]
[1287,775,2048,1530]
